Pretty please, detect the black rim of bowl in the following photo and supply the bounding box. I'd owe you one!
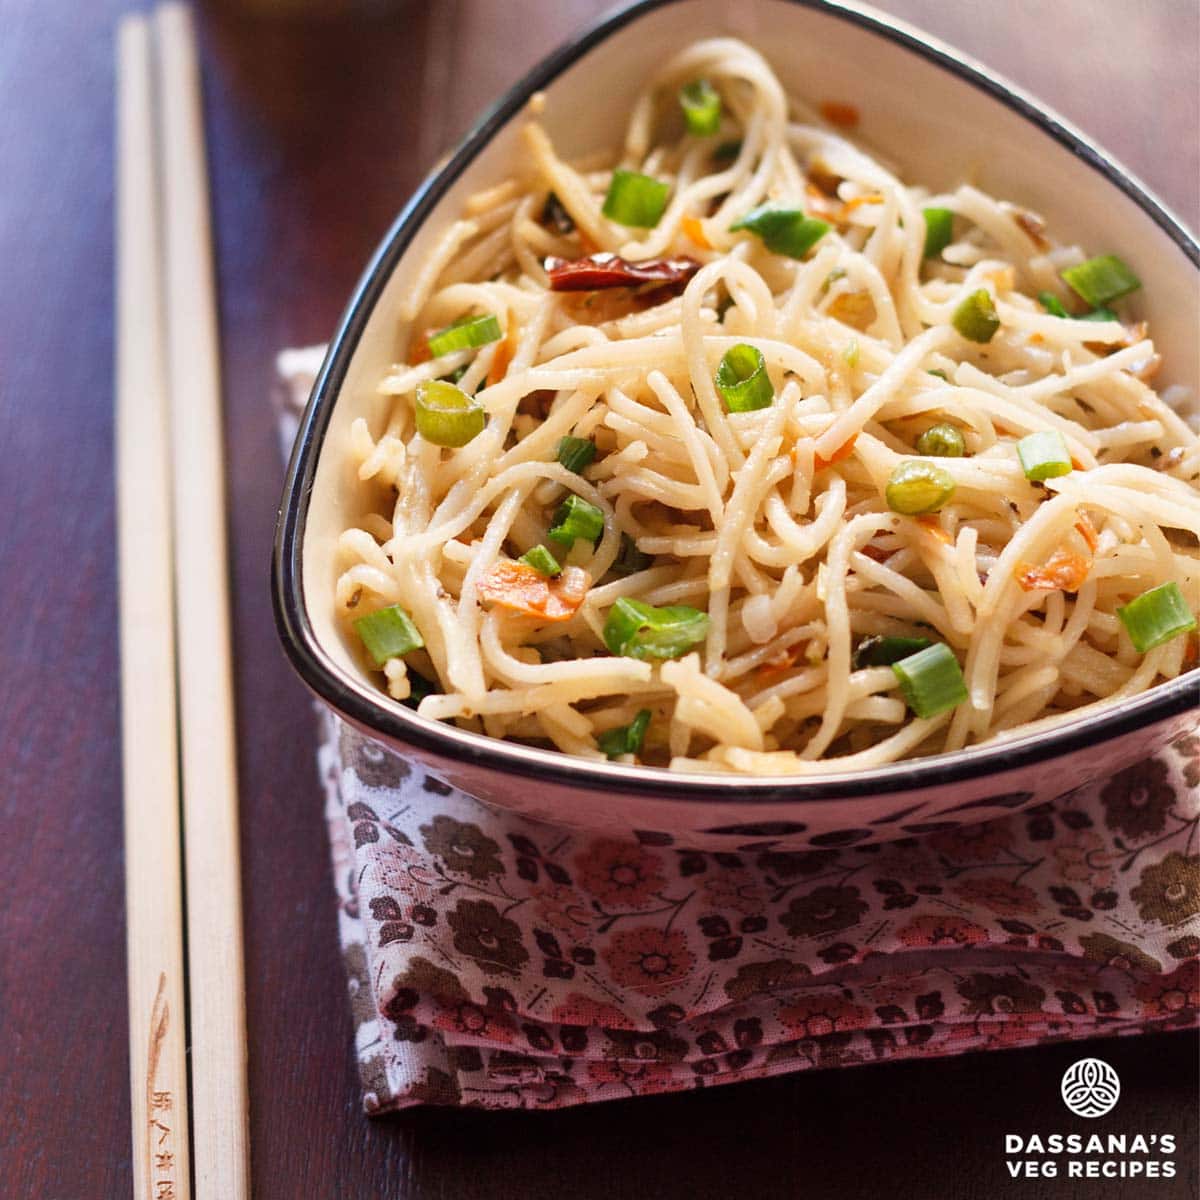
[272,0,1199,804]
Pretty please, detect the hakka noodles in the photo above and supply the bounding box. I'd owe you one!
[335,37,1199,776]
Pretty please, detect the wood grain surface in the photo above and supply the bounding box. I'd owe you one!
[1,2,1196,1198]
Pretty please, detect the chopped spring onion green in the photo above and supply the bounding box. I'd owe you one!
[354,604,424,666]
[885,460,956,514]
[603,597,709,661]
[952,288,1001,343]
[916,423,966,458]
[853,634,933,669]
[712,139,742,165]
[1062,254,1141,307]
[843,338,860,367]
[679,79,722,136]
[402,667,439,709]
[602,169,670,228]
[597,708,652,759]
[517,545,561,577]
[715,343,774,412]
[548,494,605,546]
[426,313,502,358]
[414,379,486,447]
[1116,582,1197,653]
[1039,290,1118,322]
[927,368,948,381]
[891,642,968,718]
[1017,429,1073,481]
[730,204,830,259]
[557,435,597,474]
[1038,290,1070,318]
[612,532,653,577]
[922,208,953,258]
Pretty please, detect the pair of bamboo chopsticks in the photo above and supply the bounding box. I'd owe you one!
[116,6,249,1199]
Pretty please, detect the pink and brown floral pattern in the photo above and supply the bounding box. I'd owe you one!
[314,707,1199,1112]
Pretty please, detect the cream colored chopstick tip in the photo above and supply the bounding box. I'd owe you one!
[153,3,251,1197]
[116,13,193,1200]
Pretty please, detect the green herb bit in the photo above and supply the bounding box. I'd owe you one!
[1017,430,1073,482]
[426,312,502,358]
[547,494,605,546]
[1116,582,1197,653]
[730,204,829,259]
[557,435,596,475]
[891,642,968,718]
[602,597,709,661]
[354,604,424,667]
[715,343,774,412]
[415,379,486,448]
[612,533,653,577]
[680,79,722,136]
[922,208,953,258]
[853,635,933,669]
[597,709,652,759]
[1062,254,1141,307]
[602,169,670,228]
[517,545,561,577]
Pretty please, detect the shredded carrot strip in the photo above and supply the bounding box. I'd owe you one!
[838,193,883,218]
[1075,513,1099,552]
[1015,549,1091,593]
[681,215,711,250]
[814,435,857,471]
[917,516,954,546]
[757,646,801,678]
[487,323,517,386]
[819,100,860,128]
[408,332,432,366]
[1070,457,1086,472]
[477,562,590,621]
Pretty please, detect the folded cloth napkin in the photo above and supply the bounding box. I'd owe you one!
[279,350,1199,1113]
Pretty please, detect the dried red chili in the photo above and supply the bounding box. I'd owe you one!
[544,252,701,292]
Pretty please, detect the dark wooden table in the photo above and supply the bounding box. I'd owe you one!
[3,1,1196,1197]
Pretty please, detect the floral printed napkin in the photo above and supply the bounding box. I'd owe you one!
[278,349,1199,1113]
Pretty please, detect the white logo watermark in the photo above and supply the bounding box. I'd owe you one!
[1061,1058,1121,1119]
[1003,1056,1177,1180]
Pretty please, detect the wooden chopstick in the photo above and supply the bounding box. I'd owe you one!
[115,13,193,1200]
[153,4,252,1196]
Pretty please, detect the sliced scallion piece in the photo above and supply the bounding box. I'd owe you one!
[1017,430,1073,482]
[602,169,669,228]
[885,460,956,514]
[1078,306,1119,323]
[1116,582,1197,653]
[426,313,502,358]
[548,494,605,546]
[952,288,1001,343]
[892,642,968,718]
[517,545,561,577]
[1037,290,1070,318]
[1062,254,1140,307]
[927,368,949,381]
[415,379,486,448]
[853,635,933,669]
[603,597,709,661]
[402,666,439,709]
[679,79,722,136]
[715,343,773,412]
[612,533,652,577]
[712,139,743,165]
[922,208,953,258]
[354,604,424,667]
[916,423,966,458]
[597,708,652,759]
[557,435,596,474]
[730,204,829,259]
